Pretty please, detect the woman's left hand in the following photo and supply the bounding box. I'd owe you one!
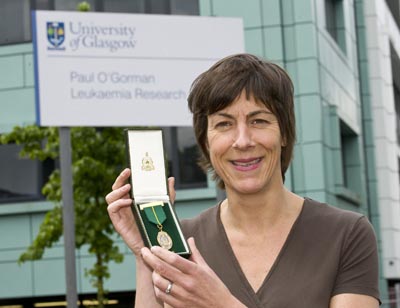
[141,237,245,308]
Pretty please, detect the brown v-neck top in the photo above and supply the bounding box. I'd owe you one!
[180,198,380,307]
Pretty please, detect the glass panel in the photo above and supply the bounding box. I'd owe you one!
[162,126,174,178]
[390,43,400,145]
[162,127,207,189]
[177,127,207,188]
[103,0,145,13]
[103,0,199,14]
[325,0,345,52]
[325,0,337,40]
[339,120,360,192]
[170,0,199,15]
[0,0,31,45]
[54,0,96,11]
[146,0,170,14]
[0,144,43,203]
[394,85,400,145]
[386,0,400,29]
[33,0,55,10]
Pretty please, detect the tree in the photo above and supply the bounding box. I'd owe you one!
[0,126,126,307]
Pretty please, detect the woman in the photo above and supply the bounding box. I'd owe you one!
[106,54,380,307]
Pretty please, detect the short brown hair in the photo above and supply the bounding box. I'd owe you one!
[188,53,295,188]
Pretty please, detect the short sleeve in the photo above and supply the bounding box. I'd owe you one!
[332,216,380,302]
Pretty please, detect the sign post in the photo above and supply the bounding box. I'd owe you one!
[59,127,78,307]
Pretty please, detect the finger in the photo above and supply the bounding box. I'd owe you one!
[150,245,196,276]
[107,197,133,215]
[105,183,131,204]
[153,285,182,308]
[141,247,185,283]
[167,177,176,204]
[152,271,180,297]
[152,272,188,307]
[187,237,207,266]
[111,168,131,190]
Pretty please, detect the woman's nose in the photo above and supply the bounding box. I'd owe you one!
[232,124,254,149]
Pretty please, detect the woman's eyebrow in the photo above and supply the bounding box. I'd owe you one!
[247,110,273,117]
[211,110,272,119]
[212,112,235,119]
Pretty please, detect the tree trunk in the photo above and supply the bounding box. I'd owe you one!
[97,253,105,308]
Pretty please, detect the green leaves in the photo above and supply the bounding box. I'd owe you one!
[77,1,91,12]
[18,206,62,263]
[42,170,61,201]
[2,125,126,304]
[0,125,59,160]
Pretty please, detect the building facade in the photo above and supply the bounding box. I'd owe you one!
[0,0,399,307]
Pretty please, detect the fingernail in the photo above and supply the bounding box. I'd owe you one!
[151,246,160,253]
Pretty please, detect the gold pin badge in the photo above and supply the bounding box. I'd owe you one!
[141,152,155,171]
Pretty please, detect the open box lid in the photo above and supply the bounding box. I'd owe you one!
[126,130,169,203]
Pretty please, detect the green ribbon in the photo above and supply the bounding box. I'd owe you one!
[143,205,166,226]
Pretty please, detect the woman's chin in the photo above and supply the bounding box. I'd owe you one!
[227,180,267,195]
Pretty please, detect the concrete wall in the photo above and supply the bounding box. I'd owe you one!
[364,0,400,279]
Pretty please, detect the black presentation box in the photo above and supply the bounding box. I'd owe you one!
[125,129,191,258]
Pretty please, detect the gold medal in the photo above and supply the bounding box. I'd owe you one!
[157,230,173,250]
[141,202,174,250]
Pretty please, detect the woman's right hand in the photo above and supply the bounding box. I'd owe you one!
[106,168,142,256]
[105,168,176,257]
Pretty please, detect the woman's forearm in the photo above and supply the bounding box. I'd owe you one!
[135,257,163,308]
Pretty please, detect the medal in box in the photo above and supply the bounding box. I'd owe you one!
[125,129,191,258]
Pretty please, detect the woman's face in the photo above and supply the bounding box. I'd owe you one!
[207,91,284,195]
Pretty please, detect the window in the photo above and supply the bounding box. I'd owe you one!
[326,108,362,204]
[339,120,362,197]
[394,84,400,146]
[162,127,207,189]
[386,0,400,29]
[390,43,400,146]
[0,0,31,45]
[0,143,54,203]
[325,0,346,52]
[0,0,199,46]
[390,44,400,193]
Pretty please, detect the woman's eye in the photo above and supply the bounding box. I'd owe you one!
[215,121,232,129]
[251,119,269,126]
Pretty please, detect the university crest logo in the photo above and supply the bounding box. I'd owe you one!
[47,22,65,50]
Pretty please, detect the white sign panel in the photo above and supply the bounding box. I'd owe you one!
[32,11,244,126]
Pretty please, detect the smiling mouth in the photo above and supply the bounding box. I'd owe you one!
[231,158,262,167]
